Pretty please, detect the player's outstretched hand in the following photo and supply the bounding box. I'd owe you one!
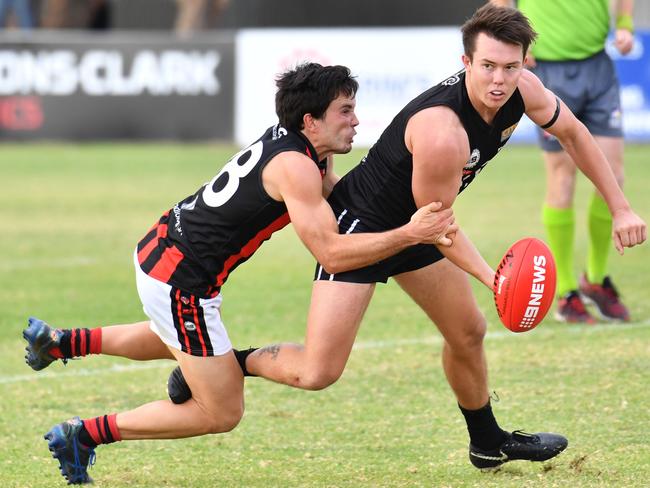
[409,201,458,247]
[612,208,647,254]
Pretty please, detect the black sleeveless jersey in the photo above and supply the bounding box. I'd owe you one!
[137,125,325,298]
[329,70,525,230]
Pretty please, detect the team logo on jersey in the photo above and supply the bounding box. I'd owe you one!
[272,124,288,140]
[500,123,519,142]
[181,196,198,212]
[184,321,197,331]
[441,74,461,86]
[172,205,184,236]
[464,148,481,169]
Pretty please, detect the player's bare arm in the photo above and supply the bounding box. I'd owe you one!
[519,70,647,251]
[406,106,495,288]
[263,151,456,274]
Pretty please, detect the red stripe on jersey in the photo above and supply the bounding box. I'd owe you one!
[176,289,192,352]
[148,244,184,283]
[213,213,291,288]
[138,223,169,264]
[191,295,208,357]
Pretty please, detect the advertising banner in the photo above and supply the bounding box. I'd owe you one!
[611,31,650,142]
[2,28,647,143]
[236,28,650,147]
[235,28,464,147]
[0,32,235,140]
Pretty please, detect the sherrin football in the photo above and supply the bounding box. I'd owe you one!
[493,237,556,332]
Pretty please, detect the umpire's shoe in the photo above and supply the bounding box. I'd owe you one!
[469,430,568,469]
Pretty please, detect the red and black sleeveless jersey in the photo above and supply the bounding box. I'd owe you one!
[137,125,324,298]
[329,69,525,230]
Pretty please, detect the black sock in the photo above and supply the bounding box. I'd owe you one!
[77,424,98,448]
[459,401,507,451]
[233,348,258,377]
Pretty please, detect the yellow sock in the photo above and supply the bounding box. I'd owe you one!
[587,194,612,284]
[542,204,577,296]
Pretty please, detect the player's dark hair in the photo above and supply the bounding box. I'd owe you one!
[275,63,358,132]
[461,4,537,61]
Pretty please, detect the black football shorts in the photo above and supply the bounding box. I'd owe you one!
[313,206,444,284]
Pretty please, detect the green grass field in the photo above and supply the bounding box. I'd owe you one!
[1,143,649,487]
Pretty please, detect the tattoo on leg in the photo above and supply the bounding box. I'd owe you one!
[258,344,281,360]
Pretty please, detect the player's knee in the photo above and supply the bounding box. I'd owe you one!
[298,367,342,391]
[218,408,244,433]
[449,315,487,353]
[468,315,487,346]
[204,404,244,434]
[546,170,576,207]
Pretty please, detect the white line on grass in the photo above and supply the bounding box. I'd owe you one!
[353,319,650,350]
[0,361,174,384]
[0,256,97,271]
[2,320,649,385]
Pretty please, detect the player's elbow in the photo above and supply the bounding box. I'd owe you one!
[318,260,345,275]
[314,246,348,275]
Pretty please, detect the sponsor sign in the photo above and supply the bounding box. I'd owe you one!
[2,28,648,143]
[237,28,650,147]
[610,31,650,142]
[235,28,464,147]
[0,32,234,140]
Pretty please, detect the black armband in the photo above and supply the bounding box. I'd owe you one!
[540,97,561,129]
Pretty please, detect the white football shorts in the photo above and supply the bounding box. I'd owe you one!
[133,250,232,357]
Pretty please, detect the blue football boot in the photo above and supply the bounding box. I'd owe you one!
[23,317,66,370]
[45,417,96,485]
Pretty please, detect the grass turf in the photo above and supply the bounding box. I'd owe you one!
[1,143,649,487]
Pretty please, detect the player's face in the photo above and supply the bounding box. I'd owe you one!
[463,32,525,114]
[316,94,359,154]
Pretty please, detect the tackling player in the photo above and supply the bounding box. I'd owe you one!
[24,63,456,484]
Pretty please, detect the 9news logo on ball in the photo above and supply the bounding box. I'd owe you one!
[493,237,557,332]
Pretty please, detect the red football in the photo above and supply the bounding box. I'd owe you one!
[493,237,556,332]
